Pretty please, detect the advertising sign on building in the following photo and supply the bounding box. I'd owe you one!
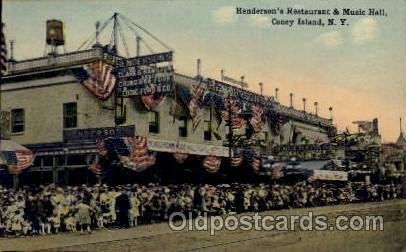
[115,52,174,97]
[63,125,135,141]
[147,138,230,157]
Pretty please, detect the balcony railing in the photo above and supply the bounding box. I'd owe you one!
[6,47,121,74]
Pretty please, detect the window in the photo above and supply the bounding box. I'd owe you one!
[63,103,77,128]
[11,109,25,133]
[204,120,211,141]
[148,111,159,134]
[178,116,188,137]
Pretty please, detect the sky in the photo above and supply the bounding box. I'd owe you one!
[3,0,405,142]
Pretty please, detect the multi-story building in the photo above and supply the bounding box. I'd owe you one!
[0,38,335,185]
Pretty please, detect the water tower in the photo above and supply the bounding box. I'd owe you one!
[45,19,65,55]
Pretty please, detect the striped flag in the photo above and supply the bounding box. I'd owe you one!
[1,23,7,75]
[1,150,34,175]
[189,84,205,131]
[72,61,116,100]
[249,104,264,132]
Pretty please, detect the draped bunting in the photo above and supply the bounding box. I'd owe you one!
[271,162,286,180]
[249,104,264,133]
[92,136,155,173]
[120,136,156,172]
[173,152,188,164]
[202,155,221,173]
[242,150,261,173]
[72,61,116,100]
[230,154,243,167]
[141,93,166,110]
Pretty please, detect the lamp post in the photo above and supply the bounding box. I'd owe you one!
[275,88,279,101]
[259,82,263,96]
[302,98,306,112]
[314,101,318,116]
[329,107,333,120]
[289,93,293,108]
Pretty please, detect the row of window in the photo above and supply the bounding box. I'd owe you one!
[148,111,212,140]
[11,103,270,141]
[10,103,212,140]
[11,103,77,133]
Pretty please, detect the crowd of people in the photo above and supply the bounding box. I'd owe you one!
[0,182,404,237]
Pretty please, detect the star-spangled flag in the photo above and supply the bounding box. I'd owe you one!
[1,150,34,174]
[1,23,7,75]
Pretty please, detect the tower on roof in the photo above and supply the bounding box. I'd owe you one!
[396,117,406,148]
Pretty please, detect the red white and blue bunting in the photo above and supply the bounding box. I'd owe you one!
[202,155,221,173]
[72,61,116,100]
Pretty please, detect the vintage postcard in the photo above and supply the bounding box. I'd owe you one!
[0,0,405,251]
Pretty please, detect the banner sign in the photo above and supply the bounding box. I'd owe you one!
[63,125,135,141]
[275,144,331,152]
[207,78,272,106]
[147,138,230,157]
[312,169,348,181]
[115,52,174,97]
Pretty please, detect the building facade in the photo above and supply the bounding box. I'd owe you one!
[0,46,335,184]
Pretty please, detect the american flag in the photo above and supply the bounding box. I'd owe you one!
[189,84,205,131]
[249,104,264,133]
[1,150,34,175]
[72,61,116,100]
[1,23,7,75]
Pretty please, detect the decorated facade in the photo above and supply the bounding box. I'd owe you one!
[0,17,336,185]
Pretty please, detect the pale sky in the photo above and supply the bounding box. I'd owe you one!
[3,0,405,142]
